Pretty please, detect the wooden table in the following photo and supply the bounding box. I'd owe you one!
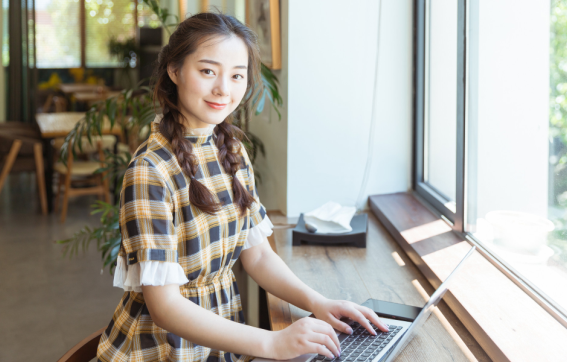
[59,83,102,94]
[264,213,491,362]
[73,91,122,107]
[35,112,122,212]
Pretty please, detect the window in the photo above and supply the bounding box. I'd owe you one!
[415,0,567,324]
[35,0,82,68]
[85,0,136,67]
[34,0,158,68]
[423,0,458,213]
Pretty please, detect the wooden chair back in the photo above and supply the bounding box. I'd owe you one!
[57,327,105,362]
[56,137,111,222]
[0,124,47,214]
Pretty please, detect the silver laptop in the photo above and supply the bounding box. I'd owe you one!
[253,246,476,362]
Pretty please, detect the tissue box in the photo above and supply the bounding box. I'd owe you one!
[292,213,368,248]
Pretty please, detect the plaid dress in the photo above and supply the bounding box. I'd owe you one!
[97,120,267,362]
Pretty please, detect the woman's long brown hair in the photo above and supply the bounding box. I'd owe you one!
[151,12,261,216]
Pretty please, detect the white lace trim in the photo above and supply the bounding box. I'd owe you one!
[243,215,274,250]
[113,257,189,293]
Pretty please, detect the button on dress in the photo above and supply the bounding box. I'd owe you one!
[97,117,270,362]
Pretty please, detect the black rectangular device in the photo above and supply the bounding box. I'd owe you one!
[361,299,421,322]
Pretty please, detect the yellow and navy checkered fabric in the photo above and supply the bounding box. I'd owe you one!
[97,122,266,362]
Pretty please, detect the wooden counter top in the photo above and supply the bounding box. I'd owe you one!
[264,212,490,362]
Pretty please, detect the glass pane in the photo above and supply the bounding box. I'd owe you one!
[3,0,9,67]
[35,0,81,68]
[137,0,161,28]
[424,0,458,207]
[28,0,34,68]
[85,0,136,67]
[467,0,567,314]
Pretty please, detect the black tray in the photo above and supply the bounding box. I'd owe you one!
[292,213,368,248]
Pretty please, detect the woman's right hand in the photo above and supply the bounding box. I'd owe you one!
[267,316,342,360]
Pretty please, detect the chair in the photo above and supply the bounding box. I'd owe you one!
[53,135,115,223]
[37,89,68,113]
[0,122,48,214]
[57,327,105,362]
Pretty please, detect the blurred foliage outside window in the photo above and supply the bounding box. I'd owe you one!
[550,0,567,245]
[136,0,160,28]
[85,0,135,67]
[3,0,9,67]
[34,0,157,68]
[35,0,81,68]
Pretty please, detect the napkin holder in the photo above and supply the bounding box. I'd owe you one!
[292,213,368,248]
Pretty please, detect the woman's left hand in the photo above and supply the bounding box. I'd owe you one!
[310,298,390,335]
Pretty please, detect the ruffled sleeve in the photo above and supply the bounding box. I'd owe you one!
[242,214,274,250]
[113,257,189,293]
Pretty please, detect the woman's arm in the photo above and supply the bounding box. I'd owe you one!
[142,284,342,360]
[239,240,390,334]
[142,285,271,356]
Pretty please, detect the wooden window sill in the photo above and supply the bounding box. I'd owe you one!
[369,192,567,362]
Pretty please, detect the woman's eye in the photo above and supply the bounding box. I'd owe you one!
[234,74,244,80]
[201,69,214,75]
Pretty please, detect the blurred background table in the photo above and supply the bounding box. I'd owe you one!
[59,83,102,94]
[73,91,122,108]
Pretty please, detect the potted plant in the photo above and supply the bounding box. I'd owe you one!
[108,37,139,88]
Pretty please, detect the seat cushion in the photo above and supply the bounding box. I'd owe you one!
[54,161,104,176]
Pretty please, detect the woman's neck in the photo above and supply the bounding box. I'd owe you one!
[178,107,215,130]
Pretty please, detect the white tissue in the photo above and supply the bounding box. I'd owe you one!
[304,201,356,234]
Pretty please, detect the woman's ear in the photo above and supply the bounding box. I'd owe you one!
[167,65,179,85]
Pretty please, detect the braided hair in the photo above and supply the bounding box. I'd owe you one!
[151,12,261,216]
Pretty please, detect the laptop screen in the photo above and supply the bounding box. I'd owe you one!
[382,245,476,362]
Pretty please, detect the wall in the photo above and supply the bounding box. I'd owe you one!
[180,0,413,217]
[251,0,414,216]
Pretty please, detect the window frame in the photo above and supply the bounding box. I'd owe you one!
[413,0,466,229]
[412,0,567,327]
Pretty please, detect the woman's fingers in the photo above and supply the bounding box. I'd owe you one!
[329,318,354,335]
[320,313,353,335]
[342,307,377,335]
[308,330,341,358]
[357,306,389,332]
[310,320,341,353]
[305,341,336,359]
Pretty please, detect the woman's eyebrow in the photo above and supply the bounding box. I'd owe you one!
[198,59,247,69]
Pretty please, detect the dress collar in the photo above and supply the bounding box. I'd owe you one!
[152,114,215,146]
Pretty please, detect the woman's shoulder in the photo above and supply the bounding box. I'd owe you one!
[126,134,179,180]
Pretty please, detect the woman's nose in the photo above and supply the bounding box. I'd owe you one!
[213,75,230,97]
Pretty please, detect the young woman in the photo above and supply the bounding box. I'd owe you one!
[97,12,388,362]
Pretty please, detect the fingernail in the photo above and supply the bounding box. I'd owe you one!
[347,328,353,334]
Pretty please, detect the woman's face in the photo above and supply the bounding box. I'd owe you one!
[167,35,249,128]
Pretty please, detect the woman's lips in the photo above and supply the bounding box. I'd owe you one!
[205,101,227,110]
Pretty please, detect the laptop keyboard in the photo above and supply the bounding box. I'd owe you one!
[312,322,404,362]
